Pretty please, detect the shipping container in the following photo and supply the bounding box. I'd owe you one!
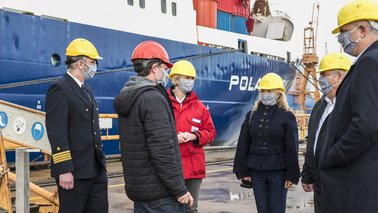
[217,0,249,17]
[218,0,234,14]
[217,10,232,32]
[217,11,248,35]
[233,15,248,34]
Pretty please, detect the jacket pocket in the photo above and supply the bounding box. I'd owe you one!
[189,146,205,174]
[186,117,201,132]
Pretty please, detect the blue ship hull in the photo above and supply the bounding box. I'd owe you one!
[0,10,296,162]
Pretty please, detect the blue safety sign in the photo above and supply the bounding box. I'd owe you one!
[31,122,44,140]
[0,111,8,128]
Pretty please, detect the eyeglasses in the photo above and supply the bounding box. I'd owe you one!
[339,25,360,34]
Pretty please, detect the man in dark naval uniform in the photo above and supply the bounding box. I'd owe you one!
[301,52,351,213]
[319,0,378,212]
[46,38,108,213]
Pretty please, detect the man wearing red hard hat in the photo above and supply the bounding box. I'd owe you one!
[113,40,193,212]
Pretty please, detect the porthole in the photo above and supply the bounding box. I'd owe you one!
[50,53,61,67]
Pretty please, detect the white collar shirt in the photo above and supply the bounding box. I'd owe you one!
[314,96,336,155]
[67,71,83,88]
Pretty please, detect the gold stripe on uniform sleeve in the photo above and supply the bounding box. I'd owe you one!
[53,156,72,164]
[54,156,72,164]
[52,150,70,158]
[54,158,72,164]
[53,153,71,161]
[52,151,72,164]
[53,154,71,161]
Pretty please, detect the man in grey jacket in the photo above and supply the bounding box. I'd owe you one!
[113,40,193,212]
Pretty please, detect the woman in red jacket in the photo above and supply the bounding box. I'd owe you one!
[168,60,216,213]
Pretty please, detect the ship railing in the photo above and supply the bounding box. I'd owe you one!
[0,99,120,212]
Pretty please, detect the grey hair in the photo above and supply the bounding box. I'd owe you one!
[369,20,378,32]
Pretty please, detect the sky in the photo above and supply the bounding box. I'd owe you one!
[269,0,347,61]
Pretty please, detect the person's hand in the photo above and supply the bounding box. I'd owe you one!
[180,132,197,142]
[177,192,193,207]
[242,176,252,182]
[59,172,74,190]
[284,180,293,189]
[301,183,314,192]
[177,133,185,144]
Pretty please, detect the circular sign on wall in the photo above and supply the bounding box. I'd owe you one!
[31,122,44,140]
[0,111,8,128]
[13,116,26,135]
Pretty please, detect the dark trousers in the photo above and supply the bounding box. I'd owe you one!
[134,196,185,213]
[57,170,108,213]
[251,170,287,213]
[185,178,202,213]
[314,184,322,213]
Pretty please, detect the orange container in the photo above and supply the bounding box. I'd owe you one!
[193,0,218,28]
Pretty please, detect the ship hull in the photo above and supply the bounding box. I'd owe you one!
[0,10,296,161]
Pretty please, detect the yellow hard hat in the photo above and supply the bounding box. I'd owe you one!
[66,38,103,59]
[168,60,196,79]
[317,52,352,73]
[332,0,378,34]
[258,73,285,92]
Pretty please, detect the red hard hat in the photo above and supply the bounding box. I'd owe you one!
[131,40,173,68]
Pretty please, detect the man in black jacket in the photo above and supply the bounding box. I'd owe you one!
[319,1,378,212]
[301,52,350,213]
[45,38,108,212]
[113,40,193,212]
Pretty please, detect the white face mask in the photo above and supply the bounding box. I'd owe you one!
[178,79,195,93]
[155,67,169,87]
[82,61,97,80]
[260,92,277,106]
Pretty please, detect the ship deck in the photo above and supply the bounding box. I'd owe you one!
[8,146,314,213]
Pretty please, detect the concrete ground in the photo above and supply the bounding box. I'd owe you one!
[12,147,315,213]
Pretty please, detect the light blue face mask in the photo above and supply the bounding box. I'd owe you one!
[83,62,97,80]
[156,67,169,87]
[260,92,277,106]
[179,79,195,93]
[337,26,362,56]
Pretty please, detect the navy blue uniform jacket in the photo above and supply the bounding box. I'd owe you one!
[46,73,106,179]
[234,104,300,184]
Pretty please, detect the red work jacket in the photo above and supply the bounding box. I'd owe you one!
[168,89,216,179]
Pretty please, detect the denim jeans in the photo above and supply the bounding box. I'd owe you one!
[251,169,287,213]
[134,196,185,213]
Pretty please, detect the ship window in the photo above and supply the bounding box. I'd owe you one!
[51,54,61,67]
[172,2,177,16]
[238,40,248,53]
[161,0,167,14]
[139,0,145,8]
[127,0,133,6]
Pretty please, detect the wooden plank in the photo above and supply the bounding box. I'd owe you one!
[8,172,60,206]
[0,132,12,213]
